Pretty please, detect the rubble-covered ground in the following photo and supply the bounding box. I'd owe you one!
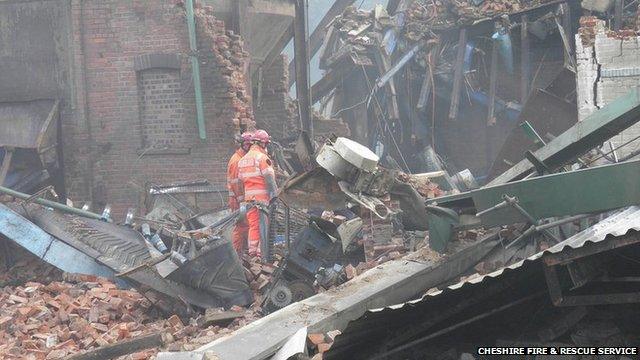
[0,249,261,360]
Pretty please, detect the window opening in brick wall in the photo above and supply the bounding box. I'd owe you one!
[138,68,190,154]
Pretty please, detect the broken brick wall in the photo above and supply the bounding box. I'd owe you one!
[576,17,640,158]
[61,0,254,218]
[253,55,298,140]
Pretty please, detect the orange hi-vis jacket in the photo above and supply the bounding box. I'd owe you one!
[227,148,246,210]
[238,145,276,203]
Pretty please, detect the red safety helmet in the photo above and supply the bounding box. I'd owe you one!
[236,131,253,145]
[241,131,253,145]
[252,129,271,145]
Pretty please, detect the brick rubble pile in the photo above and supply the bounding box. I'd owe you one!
[405,0,543,41]
[0,256,260,359]
[397,172,446,199]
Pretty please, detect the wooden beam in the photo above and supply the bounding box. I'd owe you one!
[288,0,356,87]
[255,66,264,108]
[417,44,441,110]
[487,30,499,125]
[561,2,573,52]
[555,5,575,69]
[231,0,249,39]
[374,48,400,120]
[448,28,467,120]
[255,22,294,78]
[311,65,351,104]
[293,0,313,139]
[66,332,171,360]
[318,25,337,70]
[520,15,530,104]
[0,147,14,187]
[614,0,623,31]
[197,310,244,328]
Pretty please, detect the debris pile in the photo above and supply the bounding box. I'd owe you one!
[450,0,532,24]
[404,1,458,41]
[397,172,447,198]
[322,5,400,73]
[0,250,63,288]
[405,0,542,39]
[241,255,282,312]
[0,270,260,360]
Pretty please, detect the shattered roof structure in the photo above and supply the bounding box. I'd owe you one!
[325,206,640,358]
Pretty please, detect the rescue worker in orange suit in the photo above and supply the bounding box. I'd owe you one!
[227,131,253,255]
[238,130,277,260]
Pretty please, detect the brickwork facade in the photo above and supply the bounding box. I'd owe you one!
[138,68,187,150]
[576,17,640,158]
[64,0,254,217]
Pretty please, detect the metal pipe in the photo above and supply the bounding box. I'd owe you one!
[475,200,509,217]
[0,185,104,220]
[186,0,207,140]
[503,195,561,243]
[507,213,594,249]
[537,213,595,231]
[79,0,96,204]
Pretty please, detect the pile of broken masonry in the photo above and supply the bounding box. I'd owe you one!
[0,252,260,360]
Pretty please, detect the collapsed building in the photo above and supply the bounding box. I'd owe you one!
[1,0,640,359]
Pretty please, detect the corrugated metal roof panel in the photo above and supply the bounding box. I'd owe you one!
[368,206,640,309]
[426,206,640,297]
[328,207,640,359]
[545,206,640,254]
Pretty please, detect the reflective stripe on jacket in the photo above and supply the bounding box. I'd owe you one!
[238,145,275,202]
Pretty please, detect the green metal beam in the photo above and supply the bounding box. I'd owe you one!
[0,185,104,221]
[473,160,640,227]
[427,159,640,252]
[186,0,206,140]
[520,120,546,146]
[489,88,640,185]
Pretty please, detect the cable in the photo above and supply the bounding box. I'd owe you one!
[581,134,640,168]
[360,65,412,173]
[332,98,369,118]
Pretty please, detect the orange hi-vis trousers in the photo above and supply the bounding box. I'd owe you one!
[231,217,248,255]
[246,206,269,259]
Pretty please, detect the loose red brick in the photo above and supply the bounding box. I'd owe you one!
[167,315,184,329]
[308,333,326,346]
[318,343,332,353]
